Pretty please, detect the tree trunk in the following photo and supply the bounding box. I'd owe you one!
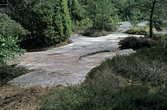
[149,10,153,38]
[149,0,156,38]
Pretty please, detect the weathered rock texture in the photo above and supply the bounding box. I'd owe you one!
[8,33,136,88]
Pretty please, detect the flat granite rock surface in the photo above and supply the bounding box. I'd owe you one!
[8,33,137,88]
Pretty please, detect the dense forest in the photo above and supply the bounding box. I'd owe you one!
[0,0,167,65]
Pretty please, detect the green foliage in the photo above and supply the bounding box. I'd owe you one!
[113,0,144,23]
[127,9,145,26]
[0,35,25,65]
[70,0,86,22]
[86,0,119,31]
[75,18,92,27]
[8,0,72,48]
[0,13,29,40]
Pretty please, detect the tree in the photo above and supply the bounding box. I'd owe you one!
[5,0,71,48]
[71,0,86,22]
[135,0,167,38]
[87,0,119,32]
[113,0,134,21]
[126,9,145,26]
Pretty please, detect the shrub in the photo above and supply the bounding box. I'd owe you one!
[0,35,25,65]
[119,36,157,50]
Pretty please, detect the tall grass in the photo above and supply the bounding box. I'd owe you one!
[38,46,167,110]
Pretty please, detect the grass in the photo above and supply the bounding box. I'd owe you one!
[124,26,157,35]
[38,45,167,110]
[0,66,30,86]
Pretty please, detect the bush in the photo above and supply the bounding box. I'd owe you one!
[119,36,157,50]
[124,26,157,35]
[0,35,25,65]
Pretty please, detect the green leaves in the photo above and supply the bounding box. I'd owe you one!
[0,35,25,65]
[7,0,72,47]
[86,0,119,31]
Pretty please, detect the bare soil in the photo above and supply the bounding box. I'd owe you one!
[0,85,49,110]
